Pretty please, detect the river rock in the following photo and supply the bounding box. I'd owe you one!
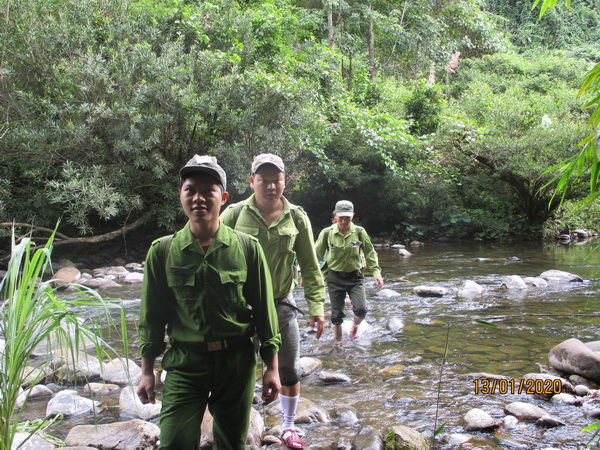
[502,415,519,429]
[46,389,103,418]
[300,356,322,377]
[443,433,473,446]
[52,351,103,383]
[535,415,566,428]
[521,372,575,397]
[377,288,401,297]
[540,269,583,283]
[53,266,81,287]
[123,272,144,283]
[12,432,56,449]
[267,397,329,424]
[102,358,142,385]
[65,419,160,449]
[569,373,599,389]
[377,364,406,378]
[98,278,123,289]
[335,406,359,425]
[318,370,351,383]
[119,385,161,420]
[21,365,51,388]
[81,277,107,288]
[413,286,448,297]
[85,382,121,396]
[551,393,582,405]
[574,384,591,396]
[387,317,404,333]
[523,277,548,287]
[351,426,384,449]
[384,424,429,450]
[503,401,549,420]
[457,280,484,297]
[548,338,600,382]
[398,248,412,257]
[501,275,527,290]
[125,262,144,272]
[586,408,600,419]
[463,408,499,431]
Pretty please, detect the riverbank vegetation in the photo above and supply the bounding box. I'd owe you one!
[0,0,598,249]
[0,230,129,449]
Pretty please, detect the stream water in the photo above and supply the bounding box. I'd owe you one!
[21,239,600,448]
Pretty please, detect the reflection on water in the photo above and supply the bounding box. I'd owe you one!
[29,241,600,447]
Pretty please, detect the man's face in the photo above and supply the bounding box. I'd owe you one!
[180,173,228,224]
[250,165,285,202]
[337,215,353,233]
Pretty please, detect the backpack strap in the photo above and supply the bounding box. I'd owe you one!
[232,201,245,227]
[158,234,174,268]
[233,230,251,266]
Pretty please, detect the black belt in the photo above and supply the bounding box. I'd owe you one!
[275,295,305,315]
[177,335,250,353]
[329,269,362,279]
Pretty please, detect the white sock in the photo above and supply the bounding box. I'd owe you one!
[279,394,299,430]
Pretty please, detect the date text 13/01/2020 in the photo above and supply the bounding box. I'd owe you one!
[473,378,562,395]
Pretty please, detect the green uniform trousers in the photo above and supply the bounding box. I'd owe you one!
[158,339,256,449]
[327,270,367,325]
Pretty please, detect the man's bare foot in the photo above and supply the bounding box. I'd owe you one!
[349,323,359,339]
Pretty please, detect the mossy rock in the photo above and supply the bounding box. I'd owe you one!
[384,425,430,450]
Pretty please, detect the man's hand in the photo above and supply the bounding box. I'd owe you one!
[375,276,384,289]
[310,315,325,339]
[262,356,281,405]
[137,372,156,404]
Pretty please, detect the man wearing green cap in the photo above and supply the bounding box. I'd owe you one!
[315,200,384,342]
[137,154,281,449]
[221,153,326,449]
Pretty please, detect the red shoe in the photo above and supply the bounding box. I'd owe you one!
[281,429,304,449]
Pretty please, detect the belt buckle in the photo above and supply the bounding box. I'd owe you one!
[207,340,223,351]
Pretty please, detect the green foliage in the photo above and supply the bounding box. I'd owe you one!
[544,198,600,237]
[404,82,444,136]
[0,228,128,450]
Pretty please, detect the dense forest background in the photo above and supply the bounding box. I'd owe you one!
[1,0,599,250]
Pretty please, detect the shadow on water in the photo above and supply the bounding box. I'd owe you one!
[21,240,600,448]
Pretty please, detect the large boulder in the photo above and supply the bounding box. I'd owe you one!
[540,270,583,283]
[548,338,600,382]
[65,419,159,449]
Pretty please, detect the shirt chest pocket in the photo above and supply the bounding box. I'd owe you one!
[166,269,197,310]
[277,226,298,252]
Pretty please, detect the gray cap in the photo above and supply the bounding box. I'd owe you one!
[251,153,285,174]
[180,155,227,190]
[334,200,354,217]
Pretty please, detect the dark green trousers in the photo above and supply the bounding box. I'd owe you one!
[158,339,256,449]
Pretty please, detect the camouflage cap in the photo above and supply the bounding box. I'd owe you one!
[251,153,285,174]
[180,155,227,190]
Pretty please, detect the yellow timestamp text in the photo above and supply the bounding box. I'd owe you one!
[473,378,562,395]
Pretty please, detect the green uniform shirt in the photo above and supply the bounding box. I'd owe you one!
[315,223,382,279]
[139,222,281,363]
[221,194,326,317]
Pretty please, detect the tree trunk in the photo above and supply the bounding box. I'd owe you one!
[368,8,376,81]
[324,0,335,50]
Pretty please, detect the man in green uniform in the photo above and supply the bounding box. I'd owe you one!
[315,200,384,342]
[221,153,326,449]
[137,155,281,449]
